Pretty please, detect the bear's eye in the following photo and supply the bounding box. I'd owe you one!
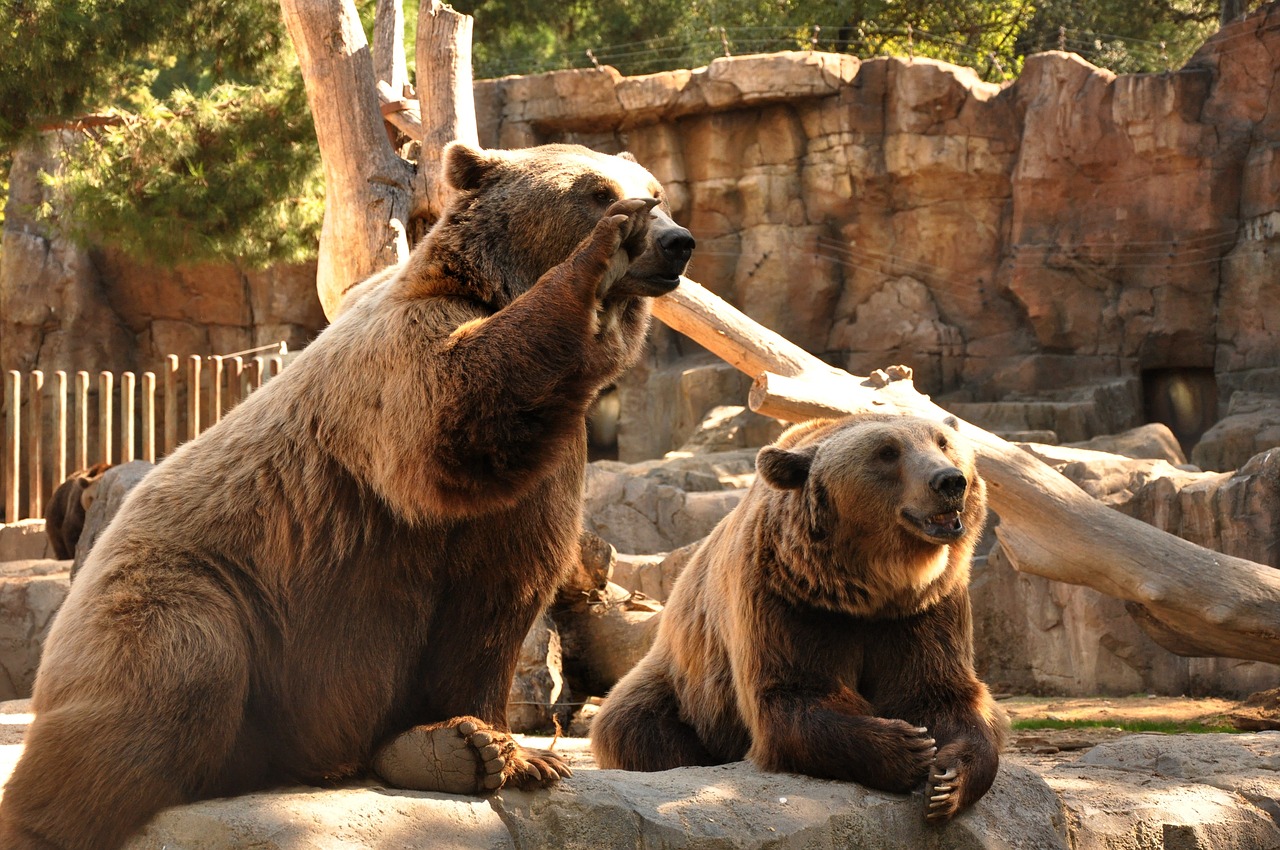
[937,436,948,450]
[877,444,900,463]
[593,187,617,205]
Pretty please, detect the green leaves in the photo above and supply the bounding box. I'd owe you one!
[2,0,323,267]
[49,71,323,267]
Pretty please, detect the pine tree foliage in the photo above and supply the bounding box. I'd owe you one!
[2,0,323,267]
[455,0,1228,81]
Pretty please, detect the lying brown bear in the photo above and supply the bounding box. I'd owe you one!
[0,143,694,850]
[592,413,1007,822]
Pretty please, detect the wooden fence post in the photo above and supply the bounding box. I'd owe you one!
[53,370,67,486]
[98,371,114,466]
[4,371,19,524]
[164,355,179,456]
[27,371,43,519]
[186,355,202,441]
[142,372,157,463]
[121,371,136,463]
[74,371,89,472]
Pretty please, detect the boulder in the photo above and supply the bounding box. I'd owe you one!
[583,461,745,556]
[0,521,51,562]
[1067,422,1188,464]
[0,716,1273,849]
[1192,392,1280,472]
[0,562,69,700]
[72,460,156,578]
[507,613,571,735]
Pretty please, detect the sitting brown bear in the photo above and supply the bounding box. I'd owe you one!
[0,143,694,850]
[43,463,112,561]
[592,413,1007,822]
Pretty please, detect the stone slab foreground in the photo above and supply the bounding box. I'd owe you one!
[0,703,1276,850]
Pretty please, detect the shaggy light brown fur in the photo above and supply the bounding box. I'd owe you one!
[0,143,694,850]
[592,414,1007,822]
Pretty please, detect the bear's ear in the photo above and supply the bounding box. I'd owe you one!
[942,415,960,431]
[616,151,638,163]
[444,142,503,192]
[757,446,814,490]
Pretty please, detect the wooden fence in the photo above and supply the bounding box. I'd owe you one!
[2,344,290,523]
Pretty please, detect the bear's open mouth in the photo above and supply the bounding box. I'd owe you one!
[902,509,965,542]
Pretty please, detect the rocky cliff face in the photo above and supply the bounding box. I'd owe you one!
[4,8,1280,465]
[470,7,1280,460]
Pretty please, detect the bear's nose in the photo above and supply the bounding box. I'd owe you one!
[930,468,967,501]
[659,227,696,269]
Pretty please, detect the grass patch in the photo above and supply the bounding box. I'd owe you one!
[1011,717,1241,734]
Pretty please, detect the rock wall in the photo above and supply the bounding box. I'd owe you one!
[470,7,1280,461]
[6,10,1280,463]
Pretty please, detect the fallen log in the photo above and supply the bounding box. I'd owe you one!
[651,276,1280,664]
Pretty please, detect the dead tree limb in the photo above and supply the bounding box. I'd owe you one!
[653,276,1280,664]
[280,0,415,319]
[413,0,479,228]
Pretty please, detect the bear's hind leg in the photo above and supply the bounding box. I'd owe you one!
[592,665,716,771]
[0,568,254,850]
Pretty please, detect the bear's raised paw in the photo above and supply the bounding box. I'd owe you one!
[579,198,658,300]
[372,716,571,795]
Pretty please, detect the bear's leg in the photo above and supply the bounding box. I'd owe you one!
[747,686,940,792]
[373,716,571,793]
[868,593,1008,822]
[0,569,252,850]
[592,663,717,771]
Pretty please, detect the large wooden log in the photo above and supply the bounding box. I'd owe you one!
[653,277,1280,664]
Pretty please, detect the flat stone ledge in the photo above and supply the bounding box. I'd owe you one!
[0,712,1275,849]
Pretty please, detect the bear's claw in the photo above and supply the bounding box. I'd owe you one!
[924,764,961,822]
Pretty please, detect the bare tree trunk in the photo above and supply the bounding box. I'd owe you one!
[280,0,415,319]
[373,0,408,90]
[413,0,479,228]
[654,276,1280,664]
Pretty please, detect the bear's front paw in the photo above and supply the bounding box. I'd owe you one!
[372,716,569,795]
[573,198,657,301]
[925,762,961,822]
[877,720,938,791]
[923,740,996,823]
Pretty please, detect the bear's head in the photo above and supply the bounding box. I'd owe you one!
[439,142,694,305]
[755,413,987,612]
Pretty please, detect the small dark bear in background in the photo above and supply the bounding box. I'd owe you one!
[0,142,694,850]
[43,463,112,560]
[592,413,1007,822]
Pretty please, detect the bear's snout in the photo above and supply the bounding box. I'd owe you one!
[657,223,696,271]
[929,468,967,502]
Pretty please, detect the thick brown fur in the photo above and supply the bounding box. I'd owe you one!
[0,143,693,850]
[592,414,1007,822]
[43,463,111,561]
